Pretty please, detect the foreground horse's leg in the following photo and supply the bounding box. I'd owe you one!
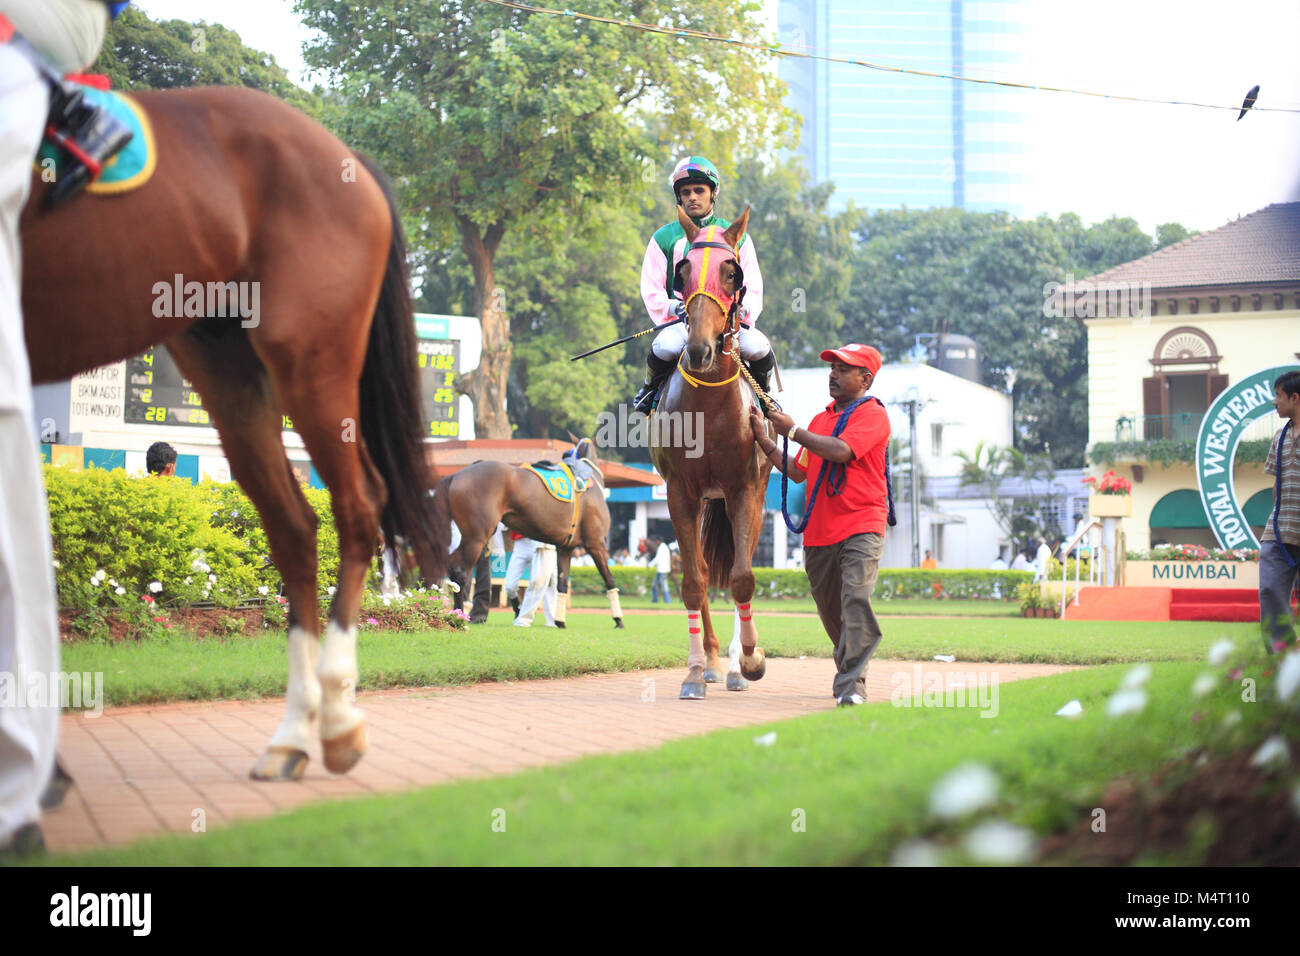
[166,332,323,781]
[286,388,387,775]
[728,491,767,682]
[700,601,724,683]
[667,489,709,699]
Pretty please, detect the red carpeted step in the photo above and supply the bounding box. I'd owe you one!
[1064,587,1172,621]
[1169,604,1258,622]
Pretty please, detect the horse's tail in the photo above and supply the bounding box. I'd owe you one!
[699,499,735,590]
[430,474,456,564]
[355,152,448,583]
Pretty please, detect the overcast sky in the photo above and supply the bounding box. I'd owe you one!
[133,0,1300,234]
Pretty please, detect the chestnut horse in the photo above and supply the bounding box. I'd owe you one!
[431,439,626,628]
[21,86,448,781]
[650,207,772,699]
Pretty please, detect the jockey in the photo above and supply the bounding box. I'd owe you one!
[633,156,774,414]
[0,0,128,860]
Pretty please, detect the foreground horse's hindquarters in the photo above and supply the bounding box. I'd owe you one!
[651,207,771,699]
[22,86,449,781]
[432,439,625,629]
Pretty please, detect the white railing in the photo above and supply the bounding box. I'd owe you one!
[1059,519,1103,619]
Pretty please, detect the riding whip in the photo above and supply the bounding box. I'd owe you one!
[569,317,683,361]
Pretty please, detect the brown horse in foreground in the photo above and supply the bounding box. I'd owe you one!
[22,86,448,781]
[650,208,772,699]
[431,439,626,627]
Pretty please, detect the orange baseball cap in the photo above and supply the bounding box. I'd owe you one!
[819,344,882,375]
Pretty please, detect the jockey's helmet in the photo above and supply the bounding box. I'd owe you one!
[670,156,720,201]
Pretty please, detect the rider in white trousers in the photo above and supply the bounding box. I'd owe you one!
[514,541,558,628]
[0,0,112,856]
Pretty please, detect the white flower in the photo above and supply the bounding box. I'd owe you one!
[1250,735,1289,770]
[328,586,336,596]
[1222,710,1242,728]
[90,577,101,587]
[184,577,192,585]
[93,569,106,583]
[1055,700,1083,718]
[1120,664,1152,690]
[383,597,392,607]
[1191,673,1217,699]
[753,732,777,747]
[891,840,943,867]
[108,579,118,589]
[1106,689,1147,717]
[257,586,269,596]
[929,763,998,819]
[52,559,60,569]
[148,581,163,593]
[200,563,211,574]
[963,820,1035,864]
[1207,639,1236,667]
[191,559,204,571]
[208,574,217,584]
[1276,652,1300,704]
[114,587,125,596]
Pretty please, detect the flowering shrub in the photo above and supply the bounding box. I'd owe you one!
[1127,545,1260,562]
[356,587,469,632]
[1082,470,1132,496]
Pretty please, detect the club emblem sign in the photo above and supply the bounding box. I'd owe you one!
[1195,364,1300,549]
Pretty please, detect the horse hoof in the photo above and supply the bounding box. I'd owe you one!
[726,672,749,692]
[680,681,707,700]
[613,618,625,629]
[555,621,566,629]
[321,723,368,775]
[741,657,767,682]
[250,747,309,782]
[703,668,723,683]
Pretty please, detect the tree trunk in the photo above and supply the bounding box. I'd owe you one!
[455,217,512,439]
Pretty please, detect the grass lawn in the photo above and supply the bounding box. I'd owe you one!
[62,614,1258,707]
[568,594,1019,617]
[47,649,1286,866]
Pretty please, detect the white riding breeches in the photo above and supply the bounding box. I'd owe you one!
[651,323,771,362]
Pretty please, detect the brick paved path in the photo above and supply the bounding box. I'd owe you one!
[42,657,1079,853]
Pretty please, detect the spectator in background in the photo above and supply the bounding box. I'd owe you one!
[146,441,177,476]
[920,549,937,570]
[515,539,559,628]
[504,532,535,618]
[650,537,672,603]
[1010,548,1030,572]
[990,553,1008,571]
[1034,537,1053,582]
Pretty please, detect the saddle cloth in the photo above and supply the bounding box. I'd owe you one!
[37,82,155,195]
[523,461,589,503]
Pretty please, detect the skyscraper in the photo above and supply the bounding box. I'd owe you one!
[777,0,1033,216]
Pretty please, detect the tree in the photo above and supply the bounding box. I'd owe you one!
[955,440,1062,546]
[295,0,794,438]
[91,7,318,114]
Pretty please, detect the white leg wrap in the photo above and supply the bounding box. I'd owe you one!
[554,590,569,624]
[317,620,362,741]
[268,626,321,752]
[687,610,706,670]
[728,612,742,672]
[607,588,624,619]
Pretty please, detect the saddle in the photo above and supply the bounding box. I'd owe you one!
[521,460,590,547]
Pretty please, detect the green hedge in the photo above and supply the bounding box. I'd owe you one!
[569,566,1030,600]
[45,466,340,610]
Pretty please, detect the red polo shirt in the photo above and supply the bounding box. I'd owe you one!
[796,399,891,546]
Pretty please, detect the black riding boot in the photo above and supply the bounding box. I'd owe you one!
[633,352,678,414]
[744,351,776,408]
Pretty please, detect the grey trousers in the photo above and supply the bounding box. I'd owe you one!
[805,532,884,699]
[1260,540,1300,652]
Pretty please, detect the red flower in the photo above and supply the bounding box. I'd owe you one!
[141,594,155,604]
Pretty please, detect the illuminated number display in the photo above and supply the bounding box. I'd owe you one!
[124,347,294,431]
[417,339,461,439]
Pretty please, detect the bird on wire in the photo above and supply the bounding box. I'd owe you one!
[1237,84,1260,120]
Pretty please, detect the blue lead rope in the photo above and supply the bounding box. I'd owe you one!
[1273,421,1298,568]
[779,396,896,535]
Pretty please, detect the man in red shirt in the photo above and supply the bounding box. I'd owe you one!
[749,343,892,706]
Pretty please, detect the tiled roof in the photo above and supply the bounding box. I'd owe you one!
[1084,202,1300,291]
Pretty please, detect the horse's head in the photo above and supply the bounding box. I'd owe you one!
[674,205,750,373]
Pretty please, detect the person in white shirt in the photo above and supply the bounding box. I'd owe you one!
[650,537,672,603]
[1010,549,1029,572]
[990,554,1008,571]
[504,533,535,618]
[1033,538,1053,582]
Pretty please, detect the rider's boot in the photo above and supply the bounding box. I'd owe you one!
[744,351,776,408]
[633,351,677,414]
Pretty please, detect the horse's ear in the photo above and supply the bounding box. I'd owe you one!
[724,206,750,249]
[677,205,700,244]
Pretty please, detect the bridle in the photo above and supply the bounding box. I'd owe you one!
[674,225,746,346]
